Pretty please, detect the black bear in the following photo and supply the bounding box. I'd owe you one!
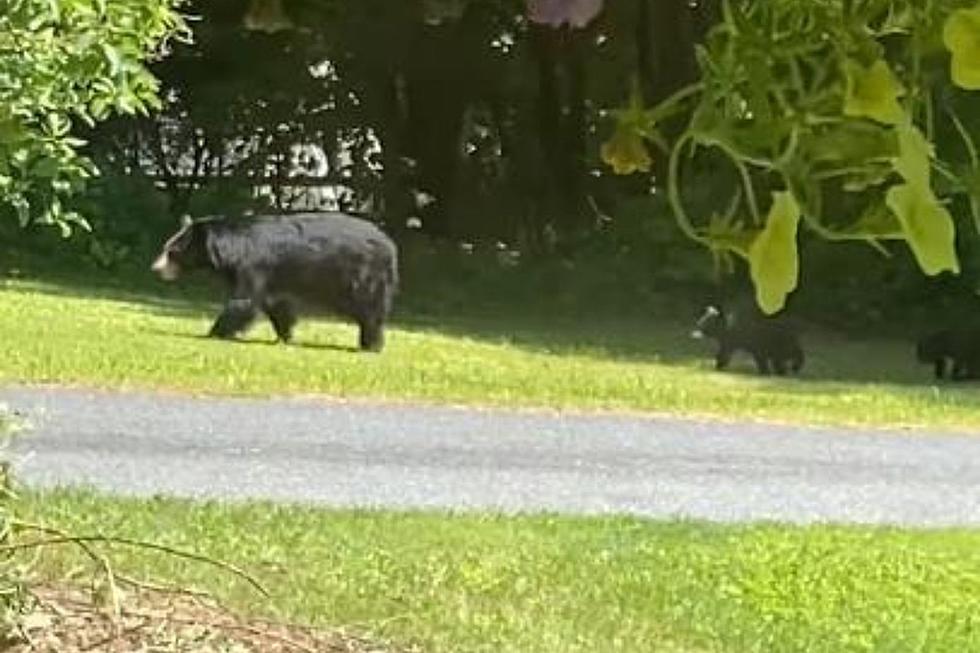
[916,328,980,381]
[691,305,805,375]
[151,212,399,351]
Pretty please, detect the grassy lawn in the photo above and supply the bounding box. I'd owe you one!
[17,489,980,653]
[1,274,979,430]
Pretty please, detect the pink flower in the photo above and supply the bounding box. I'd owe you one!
[527,0,603,28]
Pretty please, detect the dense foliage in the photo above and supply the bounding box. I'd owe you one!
[0,412,24,644]
[5,0,980,317]
[603,0,980,312]
[0,0,187,233]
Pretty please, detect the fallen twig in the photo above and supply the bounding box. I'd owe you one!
[6,521,269,597]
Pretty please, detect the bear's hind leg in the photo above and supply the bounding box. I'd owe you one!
[951,357,977,381]
[264,299,298,343]
[751,351,771,375]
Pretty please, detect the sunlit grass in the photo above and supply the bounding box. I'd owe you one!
[19,489,980,653]
[1,276,978,430]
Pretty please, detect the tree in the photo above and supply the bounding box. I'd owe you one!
[0,0,187,234]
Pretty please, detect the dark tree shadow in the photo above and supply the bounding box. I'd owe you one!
[1,263,955,389]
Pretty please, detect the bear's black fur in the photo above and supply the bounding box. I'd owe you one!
[916,328,980,381]
[151,212,398,351]
[691,305,805,375]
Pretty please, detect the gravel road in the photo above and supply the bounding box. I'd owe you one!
[3,385,979,526]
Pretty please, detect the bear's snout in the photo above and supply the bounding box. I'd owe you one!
[151,253,179,281]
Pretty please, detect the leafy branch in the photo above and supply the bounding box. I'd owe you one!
[601,0,980,313]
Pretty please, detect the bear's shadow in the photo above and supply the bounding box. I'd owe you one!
[149,330,361,354]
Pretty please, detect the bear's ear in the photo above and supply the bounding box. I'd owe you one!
[180,214,193,229]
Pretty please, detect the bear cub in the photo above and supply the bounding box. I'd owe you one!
[916,328,980,381]
[692,305,805,375]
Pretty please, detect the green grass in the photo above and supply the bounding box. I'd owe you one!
[2,275,980,430]
[18,489,980,653]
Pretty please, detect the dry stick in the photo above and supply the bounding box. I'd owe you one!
[6,522,269,598]
[113,572,213,599]
[24,527,210,600]
[2,534,269,598]
[14,522,124,620]
[17,524,182,622]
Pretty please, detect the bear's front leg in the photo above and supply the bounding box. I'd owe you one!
[209,298,257,339]
[751,352,771,375]
[209,272,263,340]
[357,318,384,352]
[950,357,977,381]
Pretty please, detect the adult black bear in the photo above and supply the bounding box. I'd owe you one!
[151,212,398,352]
[916,328,980,381]
[691,305,805,375]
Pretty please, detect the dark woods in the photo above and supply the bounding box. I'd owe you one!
[83,0,716,251]
[44,0,978,337]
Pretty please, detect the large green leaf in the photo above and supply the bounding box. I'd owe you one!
[885,183,960,275]
[893,122,933,187]
[943,4,980,91]
[748,192,801,315]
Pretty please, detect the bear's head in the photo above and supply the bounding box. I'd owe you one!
[151,215,209,281]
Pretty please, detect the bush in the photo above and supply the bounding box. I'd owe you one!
[0,411,27,645]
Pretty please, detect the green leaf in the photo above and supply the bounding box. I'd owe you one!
[843,200,904,239]
[101,43,123,76]
[892,123,933,187]
[943,5,980,91]
[803,122,899,166]
[885,183,960,276]
[843,59,907,125]
[748,192,801,315]
[45,0,61,22]
[13,197,30,227]
[706,212,758,258]
[45,112,71,137]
